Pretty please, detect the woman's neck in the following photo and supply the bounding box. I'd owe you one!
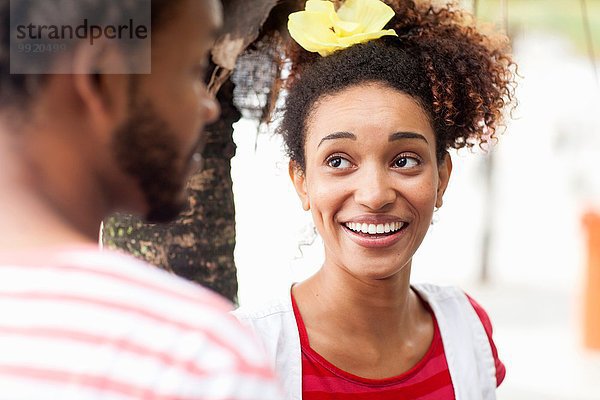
[294,259,416,342]
[293,260,433,378]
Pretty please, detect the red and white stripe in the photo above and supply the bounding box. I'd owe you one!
[0,247,280,399]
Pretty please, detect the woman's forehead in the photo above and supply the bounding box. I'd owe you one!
[305,84,434,141]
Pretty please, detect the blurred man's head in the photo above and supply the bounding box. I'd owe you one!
[0,0,222,231]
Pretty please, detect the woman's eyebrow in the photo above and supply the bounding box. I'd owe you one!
[317,131,356,148]
[389,132,429,143]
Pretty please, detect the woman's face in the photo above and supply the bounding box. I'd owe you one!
[290,83,452,281]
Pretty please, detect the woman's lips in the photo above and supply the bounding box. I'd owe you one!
[344,221,405,234]
[341,222,408,248]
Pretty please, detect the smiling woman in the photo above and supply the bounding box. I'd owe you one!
[293,84,447,280]
[233,0,516,399]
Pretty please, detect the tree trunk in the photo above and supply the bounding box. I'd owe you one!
[102,0,293,304]
[102,80,240,303]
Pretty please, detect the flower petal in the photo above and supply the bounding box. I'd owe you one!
[288,0,398,56]
[305,0,336,14]
[288,11,343,56]
[337,28,398,46]
[333,20,362,36]
[337,0,396,32]
[305,0,341,27]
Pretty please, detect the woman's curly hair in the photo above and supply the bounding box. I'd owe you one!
[280,0,517,170]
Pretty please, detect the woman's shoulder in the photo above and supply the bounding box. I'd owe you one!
[411,283,497,336]
[231,291,303,392]
[463,292,506,387]
[413,283,505,387]
[411,282,471,309]
[232,294,294,323]
[412,283,497,339]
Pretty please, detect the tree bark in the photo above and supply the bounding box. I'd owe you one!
[102,80,240,303]
[102,0,291,304]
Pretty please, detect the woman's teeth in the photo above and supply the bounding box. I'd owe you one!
[344,222,405,235]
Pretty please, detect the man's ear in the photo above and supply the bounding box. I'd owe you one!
[71,41,130,137]
[435,152,453,209]
[289,161,310,211]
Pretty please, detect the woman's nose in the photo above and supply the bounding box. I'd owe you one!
[353,167,396,210]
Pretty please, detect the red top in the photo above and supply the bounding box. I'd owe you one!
[292,292,505,400]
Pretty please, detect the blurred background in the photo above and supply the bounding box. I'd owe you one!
[232,1,600,399]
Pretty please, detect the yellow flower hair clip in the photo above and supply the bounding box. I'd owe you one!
[288,0,398,57]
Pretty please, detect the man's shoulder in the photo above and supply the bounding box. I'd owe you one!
[36,246,234,312]
[1,246,266,355]
[0,246,281,398]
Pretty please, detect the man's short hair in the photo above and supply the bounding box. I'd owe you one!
[0,0,175,110]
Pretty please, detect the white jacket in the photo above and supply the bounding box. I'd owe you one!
[234,283,497,400]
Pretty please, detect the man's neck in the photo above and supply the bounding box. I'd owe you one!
[0,132,102,250]
[0,188,96,250]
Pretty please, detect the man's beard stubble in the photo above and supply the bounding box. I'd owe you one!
[111,99,190,223]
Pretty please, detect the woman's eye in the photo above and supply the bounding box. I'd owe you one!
[327,156,352,169]
[393,155,420,169]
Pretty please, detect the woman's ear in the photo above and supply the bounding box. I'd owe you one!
[289,161,310,211]
[435,152,453,209]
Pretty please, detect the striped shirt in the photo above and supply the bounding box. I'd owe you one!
[293,293,504,400]
[0,246,280,399]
